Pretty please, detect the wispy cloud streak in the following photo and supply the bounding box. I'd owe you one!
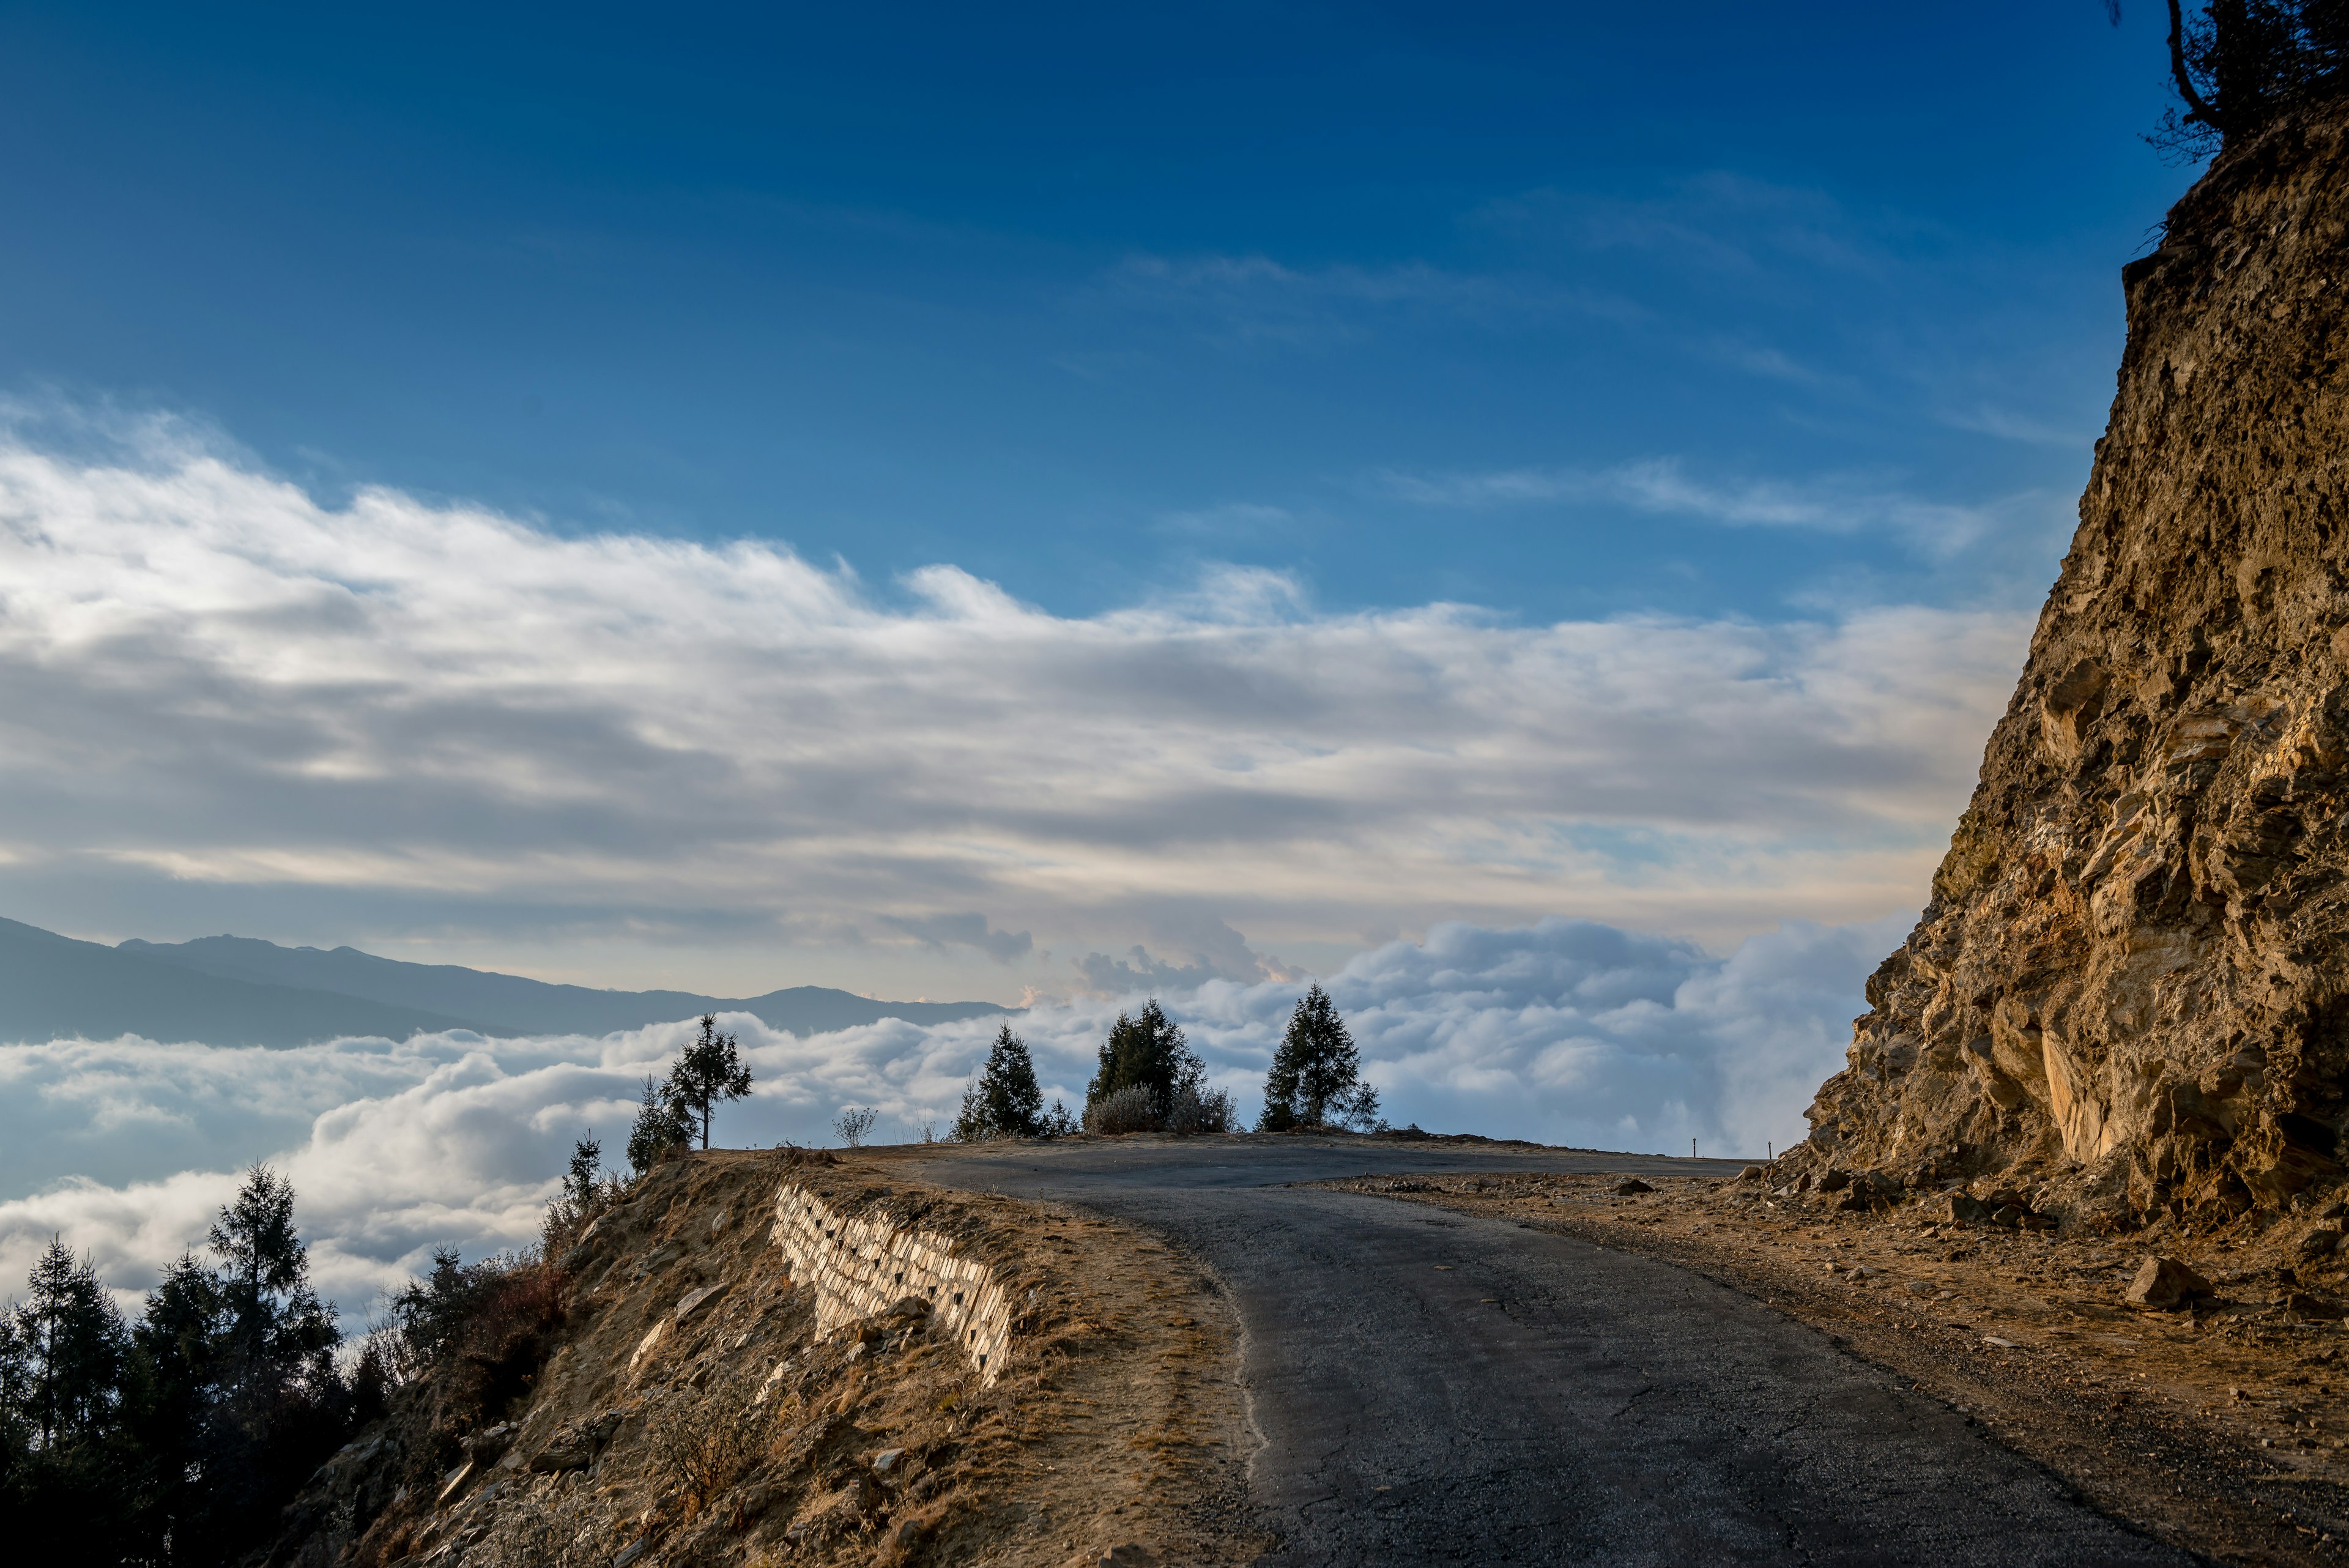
[0,418,2023,976]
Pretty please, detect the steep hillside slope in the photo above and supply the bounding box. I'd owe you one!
[1801,100,2349,1228]
[272,1151,1255,1568]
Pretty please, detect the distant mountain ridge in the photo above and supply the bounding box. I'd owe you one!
[0,917,1008,1047]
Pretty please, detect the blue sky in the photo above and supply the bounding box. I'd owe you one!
[0,2,2190,623]
[0,1,2206,1005]
[0,4,2230,1265]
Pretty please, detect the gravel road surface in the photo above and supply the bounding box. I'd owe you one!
[919,1138,2196,1567]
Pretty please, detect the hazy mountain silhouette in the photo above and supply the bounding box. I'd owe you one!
[0,917,1007,1047]
[118,932,1010,1037]
[0,917,487,1046]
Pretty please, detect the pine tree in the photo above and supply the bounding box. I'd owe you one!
[1260,983,1359,1131]
[953,1024,1045,1140]
[667,1013,755,1149]
[188,1165,347,1564]
[12,1239,127,1448]
[562,1134,603,1210]
[4,1241,134,1559]
[1084,998,1203,1118]
[125,1252,226,1557]
[626,1074,694,1175]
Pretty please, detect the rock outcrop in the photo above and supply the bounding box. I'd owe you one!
[1799,99,2349,1229]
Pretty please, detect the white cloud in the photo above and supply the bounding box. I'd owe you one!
[0,915,1890,1322]
[0,418,2022,988]
[1373,456,2056,559]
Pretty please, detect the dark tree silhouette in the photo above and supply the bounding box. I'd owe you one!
[2153,1,2349,154]
[12,1241,126,1449]
[1260,984,1362,1131]
[954,1023,1046,1140]
[1084,998,1204,1118]
[626,1073,693,1174]
[669,1013,755,1150]
[0,1167,360,1564]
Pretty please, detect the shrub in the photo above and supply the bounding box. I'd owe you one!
[471,1484,620,1568]
[380,1247,564,1422]
[833,1106,880,1148]
[1083,1083,1159,1135]
[1165,1083,1236,1135]
[538,1135,620,1257]
[646,1370,771,1514]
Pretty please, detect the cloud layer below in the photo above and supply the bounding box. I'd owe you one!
[0,913,1897,1323]
[0,418,2017,993]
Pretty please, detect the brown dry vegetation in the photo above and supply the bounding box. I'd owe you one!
[273,1149,1263,1568]
[1319,1167,2349,1567]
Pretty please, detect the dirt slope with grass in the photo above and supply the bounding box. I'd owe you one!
[270,1148,1262,1568]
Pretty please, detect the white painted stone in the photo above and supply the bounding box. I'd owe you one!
[770,1182,1014,1386]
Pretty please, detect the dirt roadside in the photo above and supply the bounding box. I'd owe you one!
[1316,1167,2349,1568]
[282,1149,1266,1568]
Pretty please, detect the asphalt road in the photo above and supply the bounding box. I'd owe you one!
[918,1137,2195,1567]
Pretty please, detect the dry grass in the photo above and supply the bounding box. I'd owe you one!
[283,1148,1264,1568]
[645,1367,774,1513]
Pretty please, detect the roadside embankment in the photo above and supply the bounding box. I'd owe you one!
[272,1148,1261,1568]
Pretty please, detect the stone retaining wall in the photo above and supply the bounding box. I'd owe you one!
[770,1183,1012,1386]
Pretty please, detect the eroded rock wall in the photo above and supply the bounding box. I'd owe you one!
[1802,101,2349,1227]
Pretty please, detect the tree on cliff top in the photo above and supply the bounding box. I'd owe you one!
[627,1073,693,1174]
[669,1013,754,1150]
[2151,1,2349,154]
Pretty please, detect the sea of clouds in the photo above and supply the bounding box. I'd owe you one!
[0,411,2010,1327]
[0,913,1902,1324]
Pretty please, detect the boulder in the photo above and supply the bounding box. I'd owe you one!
[674,1281,729,1322]
[1612,1179,1652,1195]
[461,1422,517,1463]
[1934,1192,1992,1225]
[2124,1255,2212,1310]
[527,1440,592,1474]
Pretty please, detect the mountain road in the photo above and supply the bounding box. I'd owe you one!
[915,1138,2192,1567]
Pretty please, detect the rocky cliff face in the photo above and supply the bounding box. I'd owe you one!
[1800,101,2349,1229]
